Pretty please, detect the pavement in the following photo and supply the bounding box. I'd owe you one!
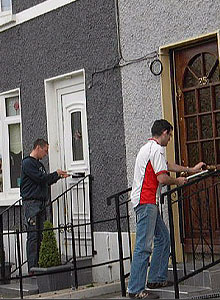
[21,281,125,299]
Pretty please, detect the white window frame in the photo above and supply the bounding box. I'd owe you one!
[0,89,22,205]
[0,0,15,28]
[0,0,12,15]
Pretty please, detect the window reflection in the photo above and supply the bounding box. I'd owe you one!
[8,124,22,188]
[5,96,20,116]
[71,112,83,161]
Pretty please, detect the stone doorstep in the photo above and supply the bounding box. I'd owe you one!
[146,285,212,299]
[168,263,220,289]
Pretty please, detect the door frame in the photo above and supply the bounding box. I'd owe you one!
[44,69,89,199]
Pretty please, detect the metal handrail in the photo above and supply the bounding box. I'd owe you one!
[161,169,220,298]
[0,176,133,299]
[161,170,220,199]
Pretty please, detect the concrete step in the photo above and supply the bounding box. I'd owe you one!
[167,263,220,289]
[0,282,38,298]
[0,257,93,297]
[146,284,211,299]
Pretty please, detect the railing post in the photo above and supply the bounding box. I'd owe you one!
[167,191,179,299]
[0,215,5,284]
[70,222,78,290]
[89,175,96,256]
[16,229,23,299]
[115,195,126,297]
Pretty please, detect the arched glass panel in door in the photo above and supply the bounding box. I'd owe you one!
[182,52,220,166]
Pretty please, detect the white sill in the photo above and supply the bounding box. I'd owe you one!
[0,13,16,28]
[0,190,21,206]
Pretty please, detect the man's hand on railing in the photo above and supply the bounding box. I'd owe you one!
[57,169,70,178]
[188,162,206,174]
[176,176,188,186]
[158,173,188,186]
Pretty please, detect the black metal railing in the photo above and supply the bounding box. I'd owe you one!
[107,187,132,297]
[0,176,133,299]
[0,175,95,291]
[161,169,220,298]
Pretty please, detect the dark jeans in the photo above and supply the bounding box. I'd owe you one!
[23,199,46,272]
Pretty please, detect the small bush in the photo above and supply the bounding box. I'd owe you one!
[38,220,61,268]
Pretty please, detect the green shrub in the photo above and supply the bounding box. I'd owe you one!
[38,220,61,268]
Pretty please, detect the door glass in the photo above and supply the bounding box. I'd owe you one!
[187,143,199,167]
[200,115,213,139]
[184,68,198,88]
[199,88,211,112]
[215,113,220,137]
[203,53,220,83]
[186,117,198,141]
[202,141,215,165]
[216,140,220,164]
[214,85,220,110]
[8,123,22,188]
[189,54,201,77]
[184,91,196,114]
[71,111,84,161]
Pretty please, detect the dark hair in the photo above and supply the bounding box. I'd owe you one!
[33,139,48,149]
[151,119,173,137]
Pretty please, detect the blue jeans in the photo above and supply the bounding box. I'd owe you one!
[23,200,46,272]
[128,204,170,294]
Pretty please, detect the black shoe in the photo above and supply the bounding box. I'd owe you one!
[129,290,159,299]
[147,281,173,289]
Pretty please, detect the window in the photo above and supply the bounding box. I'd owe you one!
[0,0,11,12]
[0,90,22,202]
[71,111,84,161]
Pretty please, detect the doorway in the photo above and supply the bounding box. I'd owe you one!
[172,39,220,251]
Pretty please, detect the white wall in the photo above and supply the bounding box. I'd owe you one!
[92,232,131,283]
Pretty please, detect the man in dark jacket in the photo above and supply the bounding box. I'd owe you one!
[20,138,69,273]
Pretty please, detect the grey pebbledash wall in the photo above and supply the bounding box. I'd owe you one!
[0,0,127,229]
[118,0,220,186]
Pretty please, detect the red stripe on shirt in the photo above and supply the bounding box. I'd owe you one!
[140,160,158,205]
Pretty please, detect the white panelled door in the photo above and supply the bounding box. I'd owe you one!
[51,73,91,257]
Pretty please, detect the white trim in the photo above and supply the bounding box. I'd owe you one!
[0,0,77,32]
[44,69,85,84]
[0,14,15,27]
[0,88,19,96]
[0,88,22,206]
[44,69,89,175]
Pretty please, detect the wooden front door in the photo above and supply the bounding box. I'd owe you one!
[173,39,220,251]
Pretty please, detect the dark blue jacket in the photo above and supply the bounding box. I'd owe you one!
[20,156,60,201]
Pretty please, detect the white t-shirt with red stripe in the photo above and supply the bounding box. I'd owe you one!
[131,139,168,208]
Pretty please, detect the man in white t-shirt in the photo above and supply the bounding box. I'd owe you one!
[128,119,204,299]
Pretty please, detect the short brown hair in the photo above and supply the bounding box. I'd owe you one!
[33,139,48,149]
[151,119,173,137]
